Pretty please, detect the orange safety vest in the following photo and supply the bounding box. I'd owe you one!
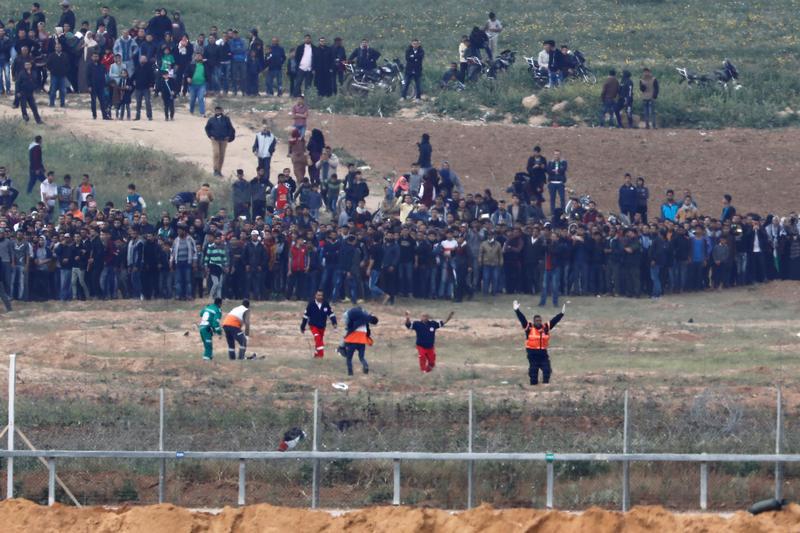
[525,322,550,350]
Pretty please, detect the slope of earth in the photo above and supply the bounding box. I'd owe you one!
[314,112,800,215]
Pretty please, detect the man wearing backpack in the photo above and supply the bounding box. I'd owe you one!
[205,106,236,177]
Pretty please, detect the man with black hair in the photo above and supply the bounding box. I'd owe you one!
[301,289,337,358]
[339,305,378,375]
[599,69,619,127]
[221,299,251,360]
[514,300,565,385]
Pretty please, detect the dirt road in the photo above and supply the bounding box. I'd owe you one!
[0,97,292,183]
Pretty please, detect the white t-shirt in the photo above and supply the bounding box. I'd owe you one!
[299,44,313,72]
[40,180,58,207]
[753,234,761,253]
[486,19,503,40]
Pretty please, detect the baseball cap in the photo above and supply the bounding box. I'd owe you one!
[250,230,259,236]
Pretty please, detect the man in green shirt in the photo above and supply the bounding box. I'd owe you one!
[186,52,207,116]
[203,233,228,299]
[198,297,223,360]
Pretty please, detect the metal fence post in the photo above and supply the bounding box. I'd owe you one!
[393,459,401,505]
[622,389,630,512]
[700,459,708,510]
[238,459,246,506]
[47,458,55,506]
[311,389,320,509]
[467,390,474,510]
[546,460,554,509]
[158,387,165,504]
[775,386,784,501]
[6,353,15,500]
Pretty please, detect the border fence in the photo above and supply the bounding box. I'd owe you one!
[2,354,796,510]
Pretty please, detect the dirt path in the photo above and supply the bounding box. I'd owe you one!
[0,96,292,183]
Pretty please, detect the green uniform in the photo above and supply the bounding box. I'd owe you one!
[198,303,222,360]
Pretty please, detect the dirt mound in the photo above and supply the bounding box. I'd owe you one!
[2,499,798,532]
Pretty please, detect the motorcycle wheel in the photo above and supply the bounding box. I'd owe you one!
[344,77,368,97]
[467,64,481,82]
[581,68,597,85]
[402,79,417,99]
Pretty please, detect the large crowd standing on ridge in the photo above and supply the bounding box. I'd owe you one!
[1,3,660,127]
[1,122,799,312]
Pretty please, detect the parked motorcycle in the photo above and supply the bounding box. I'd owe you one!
[676,58,741,89]
[565,50,597,85]
[342,58,407,96]
[488,49,516,79]
[524,56,549,88]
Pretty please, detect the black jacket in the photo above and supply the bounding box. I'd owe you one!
[132,62,155,90]
[96,15,118,40]
[301,300,337,331]
[405,46,424,74]
[58,10,76,32]
[348,47,380,70]
[15,69,37,95]
[46,52,71,77]
[294,43,317,68]
[205,114,236,141]
[87,62,107,91]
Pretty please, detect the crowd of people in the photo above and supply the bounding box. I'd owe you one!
[1,117,799,313]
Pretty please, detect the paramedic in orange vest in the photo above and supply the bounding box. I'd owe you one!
[338,306,378,376]
[222,299,251,360]
[513,300,565,385]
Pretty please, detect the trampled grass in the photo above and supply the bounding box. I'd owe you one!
[2,0,796,126]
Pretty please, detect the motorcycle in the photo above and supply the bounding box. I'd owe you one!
[524,56,549,88]
[525,49,596,88]
[676,58,741,89]
[565,50,596,85]
[465,50,516,82]
[342,58,407,96]
[565,192,593,221]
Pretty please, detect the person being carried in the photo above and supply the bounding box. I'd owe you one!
[404,310,454,373]
[221,299,252,360]
[338,305,378,376]
[301,289,338,358]
[513,300,565,385]
[198,297,223,360]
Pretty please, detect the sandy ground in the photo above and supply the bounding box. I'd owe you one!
[1,499,798,532]
[303,113,800,216]
[0,96,292,183]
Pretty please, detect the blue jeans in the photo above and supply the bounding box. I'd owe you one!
[130,269,142,298]
[481,265,500,296]
[539,267,560,306]
[670,263,687,293]
[650,265,662,297]
[231,61,245,95]
[330,268,344,301]
[59,268,72,301]
[548,182,565,214]
[642,100,656,127]
[735,252,748,285]
[548,69,562,87]
[218,63,231,93]
[266,69,283,95]
[439,262,453,299]
[101,266,116,299]
[11,265,25,300]
[188,84,206,115]
[398,262,414,295]
[368,269,384,298]
[49,75,67,107]
[0,62,10,93]
[174,261,191,298]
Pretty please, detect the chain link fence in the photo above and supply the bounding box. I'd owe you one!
[0,384,795,510]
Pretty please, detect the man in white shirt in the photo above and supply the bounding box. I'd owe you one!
[40,171,58,222]
[252,121,277,177]
[294,34,315,96]
[484,12,503,55]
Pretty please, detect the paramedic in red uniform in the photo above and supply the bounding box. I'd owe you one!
[301,290,337,358]
[404,310,454,373]
[513,300,565,385]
